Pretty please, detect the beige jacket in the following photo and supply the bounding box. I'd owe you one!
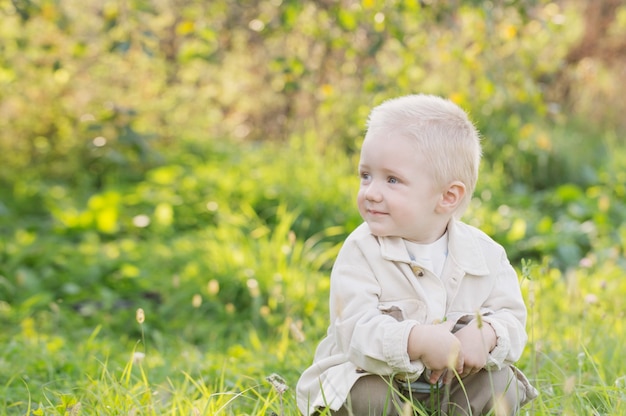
[296,220,536,415]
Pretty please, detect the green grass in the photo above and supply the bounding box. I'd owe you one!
[2,134,626,415]
[1,247,625,414]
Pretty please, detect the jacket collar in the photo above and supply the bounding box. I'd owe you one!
[377,219,490,276]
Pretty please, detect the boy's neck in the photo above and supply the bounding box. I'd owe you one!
[405,222,450,244]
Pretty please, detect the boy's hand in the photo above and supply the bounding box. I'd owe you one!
[454,320,496,377]
[408,322,463,384]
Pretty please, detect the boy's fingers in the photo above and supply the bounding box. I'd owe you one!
[433,320,456,331]
[456,356,464,375]
[448,356,464,383]
[429,369,444,384]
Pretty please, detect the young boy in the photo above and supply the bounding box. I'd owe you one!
[296,94,537,415]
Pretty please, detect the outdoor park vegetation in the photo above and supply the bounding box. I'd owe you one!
[1,0,625,414]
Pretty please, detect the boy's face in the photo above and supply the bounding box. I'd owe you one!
[357,132,448,243]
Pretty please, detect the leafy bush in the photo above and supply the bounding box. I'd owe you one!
[1,0,626,414]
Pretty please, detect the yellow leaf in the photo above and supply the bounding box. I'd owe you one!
[449,92,465,106]
[536,132,552,150]
[121,263,141,278]
[362,0,375,9]
[507,218,526,242]
[500,23,517,40]
[320,84,334,97]
[176,20,195,36]
[155,202,173,226]
[41,3,58,21]
[598,195,610,212]
[520,123,534,139]
[96,208,118,234]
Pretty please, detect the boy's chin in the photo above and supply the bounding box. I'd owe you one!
[367,225,393,238]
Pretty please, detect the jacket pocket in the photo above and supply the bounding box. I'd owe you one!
[379,300,427,323]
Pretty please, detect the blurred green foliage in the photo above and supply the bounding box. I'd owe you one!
[1,0,625,321]
[1,0,625,317]
[3,0,623,187]
[1,0,626,413]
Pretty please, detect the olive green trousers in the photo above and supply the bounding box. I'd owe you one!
[322,367,527,416]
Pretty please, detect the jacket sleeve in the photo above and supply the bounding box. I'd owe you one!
[329,241,424,378]
[479,251,528,368]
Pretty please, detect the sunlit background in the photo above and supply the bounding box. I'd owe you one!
[0,1,625,414]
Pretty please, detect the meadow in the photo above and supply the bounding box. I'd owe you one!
[2,136,626,415]
[1,0,626,414]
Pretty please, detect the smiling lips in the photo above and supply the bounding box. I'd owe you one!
[367,208,388,216]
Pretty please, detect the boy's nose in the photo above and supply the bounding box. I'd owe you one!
[364,182,383,201]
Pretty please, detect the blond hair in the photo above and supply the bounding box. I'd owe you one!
[364,94,481,216]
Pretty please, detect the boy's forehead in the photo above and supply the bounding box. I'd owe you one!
[360,133,424,165]
[362,129,420,150]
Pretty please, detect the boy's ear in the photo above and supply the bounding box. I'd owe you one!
[436,181,466,213]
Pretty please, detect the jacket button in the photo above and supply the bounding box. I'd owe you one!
[411,265,424,276]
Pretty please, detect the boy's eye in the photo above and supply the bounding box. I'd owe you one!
[360,172,371,180]
[388,177,398,184]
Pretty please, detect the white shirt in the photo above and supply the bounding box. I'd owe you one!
[405,231,449,278]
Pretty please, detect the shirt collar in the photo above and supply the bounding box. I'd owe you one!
[376,219,490,276]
